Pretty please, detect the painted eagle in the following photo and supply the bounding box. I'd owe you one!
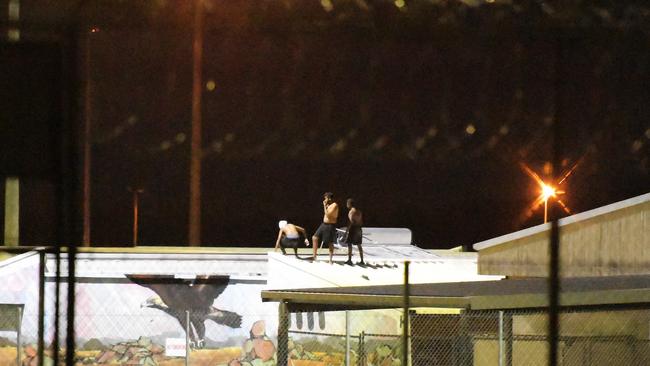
[126,274,242,348]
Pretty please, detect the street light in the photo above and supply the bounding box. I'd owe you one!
[128,187,144,246]
[540,183,563,224]
[521,163,571,224]
[189,0,204,246]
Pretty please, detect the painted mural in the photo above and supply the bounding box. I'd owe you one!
[0,259,280,366]
[0,254,405,366]
[126,274,244,349]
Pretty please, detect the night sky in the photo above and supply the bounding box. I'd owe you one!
[2,0,649,249]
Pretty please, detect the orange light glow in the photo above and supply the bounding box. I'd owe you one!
[520,162,574,223]
[541,183,556,200]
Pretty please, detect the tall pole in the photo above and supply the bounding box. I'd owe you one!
[403,261,410,366]
[129,187,144,246]
[3,177,19,246]
[278,302,289,366]
[498,311,504,366]
[548,32,568,366]
[82,28,93,247]
[37,251,45,366]
[544,198,548,224]
[189,0,204,246]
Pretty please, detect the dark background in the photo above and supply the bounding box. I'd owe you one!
[1,0,649,248]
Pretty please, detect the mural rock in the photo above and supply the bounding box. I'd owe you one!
[229,320,276,366]
[21,344,54,366]
[287,339,317,361]
[95,337,163,365]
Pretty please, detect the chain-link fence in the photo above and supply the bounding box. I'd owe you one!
[0,249,282,366]
[0,251,43,366]
[275,305,650,366]
[280,308,403,366]
[5,247,650,366]
[6,257,650,366]
[414,308,650,366]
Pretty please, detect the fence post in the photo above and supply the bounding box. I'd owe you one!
[16,306,21,366]
[357,331,366,366]
[457,311,473,366]
[38,249,45,366]
[499,311,504,366]
[403,261,410,366]
[278,302,289,366]
[504,313,513,366]
[346,311,351,366]
[185,310,190,366]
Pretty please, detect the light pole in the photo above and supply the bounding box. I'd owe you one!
[520,162,571,224]
[128,187,144,246]
[541,183,555,224]
[189,0,204,246]
[82,27,99,246]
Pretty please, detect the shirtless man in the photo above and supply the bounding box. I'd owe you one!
[345,198,364,265]
[312,192,339,263]
[275,220,310,257]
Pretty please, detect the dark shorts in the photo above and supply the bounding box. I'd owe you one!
[281,236,301,249]
[314,223,337,246]
[346,225,363,245]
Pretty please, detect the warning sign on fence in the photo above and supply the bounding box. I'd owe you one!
[165,338,186,357]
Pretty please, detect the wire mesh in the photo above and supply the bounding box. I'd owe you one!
[40,283,280,365]
[0,252,44,366]
[4,254,650,366]
[273,306,650,366]
[5,245,650,366]
[70,283,277,365]
[409,308,650,366]
[281,308,403,366]
[0,251,281,366]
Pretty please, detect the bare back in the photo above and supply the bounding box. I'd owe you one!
[282,224,302,238]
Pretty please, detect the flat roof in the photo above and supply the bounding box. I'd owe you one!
[0,248,272,281]
[0,246,276,255]
[262,274,650,311]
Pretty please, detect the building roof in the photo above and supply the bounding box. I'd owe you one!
[0,247,271,282]
[262,274,650,311]
[266,247,498,291]
[473,192,650,251]
[471,192,650,277]
[0,232,453,284]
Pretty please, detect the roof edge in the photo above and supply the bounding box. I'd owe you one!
[261,290,470,309]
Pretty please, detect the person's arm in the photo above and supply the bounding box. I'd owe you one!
[326,202,339,217]
[345,208,354,239]
[274,229,283,251]
[295,225,310,246]
[348,208,355,227]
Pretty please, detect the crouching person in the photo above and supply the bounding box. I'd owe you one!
[275,220,310,258]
